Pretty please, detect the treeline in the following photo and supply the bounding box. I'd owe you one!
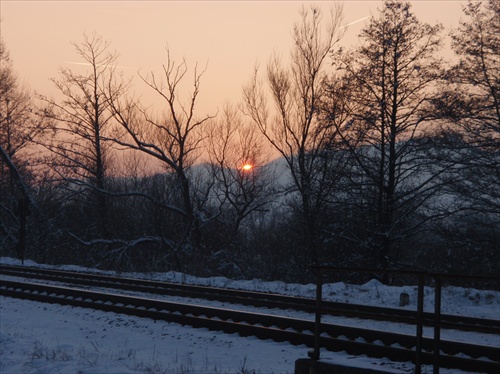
[1,0,498,282]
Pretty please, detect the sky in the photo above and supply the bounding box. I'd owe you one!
[1,0,465,115]
[1,256,498,373]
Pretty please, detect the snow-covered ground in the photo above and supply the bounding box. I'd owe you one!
[1,257,499,374]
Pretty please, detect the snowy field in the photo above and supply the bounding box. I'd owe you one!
[1,257,499,374]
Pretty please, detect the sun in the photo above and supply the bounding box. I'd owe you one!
[241,163,253,171]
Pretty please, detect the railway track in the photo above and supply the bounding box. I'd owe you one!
[0,279,498,372]
[1,265,499,372]
[1,264,498,335]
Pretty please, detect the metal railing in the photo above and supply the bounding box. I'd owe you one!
[308,266,500,374]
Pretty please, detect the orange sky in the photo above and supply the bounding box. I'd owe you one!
[1,1,464,114]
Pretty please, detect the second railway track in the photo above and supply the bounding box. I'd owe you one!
[0,264,498,335]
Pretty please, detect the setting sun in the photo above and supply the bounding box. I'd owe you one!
[241,164,253,171]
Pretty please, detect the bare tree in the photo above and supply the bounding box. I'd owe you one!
[206,104,276,245]
[39,33,127,238]
[243,5,345,266]
[1,42,34,160]
[442,0,500,214]
[431,0,500,272]
[1,38,52,179]
[107,49,216,257]
[327,0,447,270]
[447,0,500,152]
[0,38,51,260]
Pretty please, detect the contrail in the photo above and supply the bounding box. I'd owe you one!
[340,16,370,30]
[64,61,137,70]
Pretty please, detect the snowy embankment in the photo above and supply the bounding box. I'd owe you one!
[1,257,498,374]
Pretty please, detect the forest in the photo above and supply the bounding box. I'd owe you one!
[1,0,498,283]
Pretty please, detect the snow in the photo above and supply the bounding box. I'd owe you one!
[1,257,499,374]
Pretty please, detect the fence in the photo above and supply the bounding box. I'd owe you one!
[308,266,500,374]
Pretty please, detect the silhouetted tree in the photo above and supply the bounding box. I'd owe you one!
[443,0,500,214]
[107,49,216,268]
[431,0,499,272]
[243,5,345,268]
[0,38,50,260]
[447,0,499,153]
[205,104,277,269]
[40,33,127,240]
[325,0,447,270]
